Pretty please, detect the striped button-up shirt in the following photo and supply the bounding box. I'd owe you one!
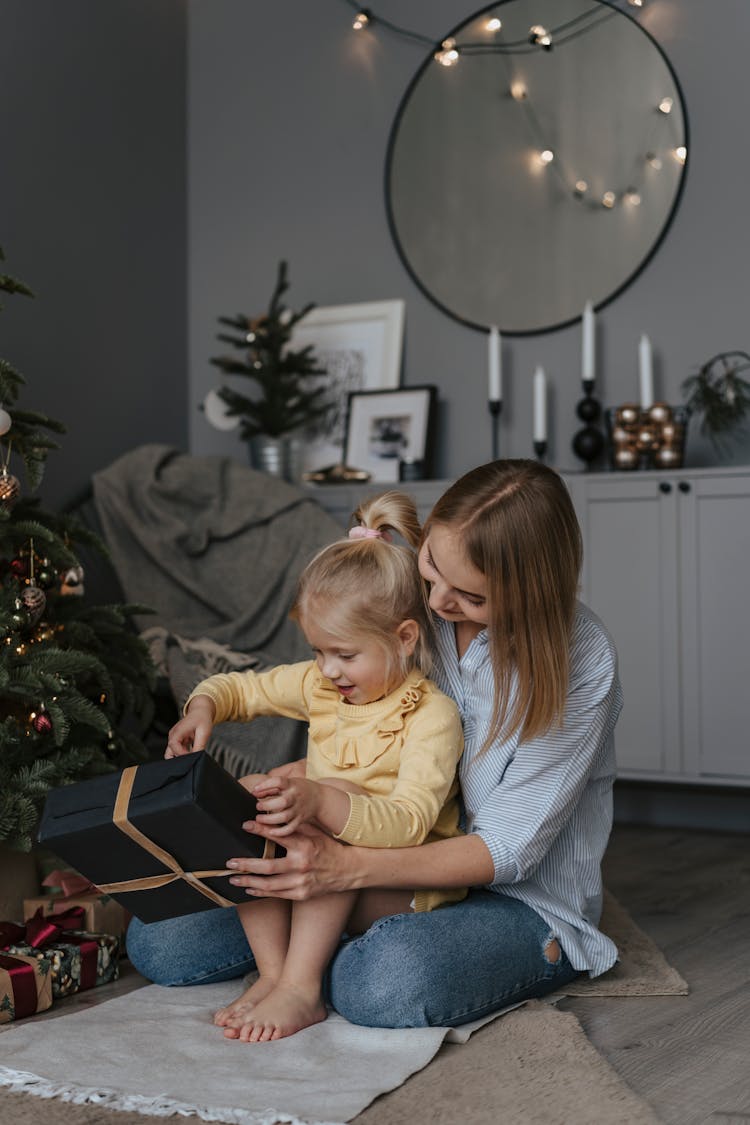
[430,602,623,976]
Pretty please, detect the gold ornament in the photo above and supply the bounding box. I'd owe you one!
[648,402,673,424]
[0,469,21,510]
[614,446,638,469]
[654,447,681,468]
[616,403,640,426]
[636,425,659,452]
[21,584,46,625]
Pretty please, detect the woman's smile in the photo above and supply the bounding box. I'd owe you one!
[418,525,489,627]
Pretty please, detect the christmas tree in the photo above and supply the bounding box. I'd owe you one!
[0,245,156,851]
[210,259,329,439]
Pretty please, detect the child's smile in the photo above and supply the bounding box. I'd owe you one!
[300,614,417,707]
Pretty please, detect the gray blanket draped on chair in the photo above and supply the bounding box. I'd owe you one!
[92,444,344,775]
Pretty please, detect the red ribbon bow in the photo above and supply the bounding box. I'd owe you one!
[1,907,98,992]
[0,906,86,951]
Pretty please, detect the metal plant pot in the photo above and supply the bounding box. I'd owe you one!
[248,434,304,483]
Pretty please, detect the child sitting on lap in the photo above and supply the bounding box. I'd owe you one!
[165,491,465,1043]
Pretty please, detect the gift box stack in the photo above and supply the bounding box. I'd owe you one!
[2,752,268,1022]
[25,867,130,945]
[0,905,120,1023]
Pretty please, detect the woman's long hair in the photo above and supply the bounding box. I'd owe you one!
[424,460,582,746]
[292,490,432,683]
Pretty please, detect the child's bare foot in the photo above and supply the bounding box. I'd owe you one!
[214,975,277,1027]
[226,982,328,1042]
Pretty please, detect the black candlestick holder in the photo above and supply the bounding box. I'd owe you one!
[572,380,605,471]
[533,439,547,462]
[488,399,502,460]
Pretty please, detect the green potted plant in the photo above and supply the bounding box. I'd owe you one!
[207,260,329,480]
[682,351,750,452]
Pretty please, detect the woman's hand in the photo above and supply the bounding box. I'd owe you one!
[238,773,269,793]
[251,776,322,836]
[227,821,358,900]
[164,696,215,758]
[267,757,307,780]
[227,818,495,901]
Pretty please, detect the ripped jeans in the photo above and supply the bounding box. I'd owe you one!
[126,891,579,1028]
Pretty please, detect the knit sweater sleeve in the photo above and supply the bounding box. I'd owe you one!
[335,691,464,848]
[185,662,316,724]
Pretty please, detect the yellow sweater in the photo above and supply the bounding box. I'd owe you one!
[187,663,466,911]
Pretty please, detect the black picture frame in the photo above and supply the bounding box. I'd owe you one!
[343,385,437,482]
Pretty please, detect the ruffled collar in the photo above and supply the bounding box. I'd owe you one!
[309,668,428,768]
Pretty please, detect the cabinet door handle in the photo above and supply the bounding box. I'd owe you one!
[659,481,672,494]
[678,481,692,494]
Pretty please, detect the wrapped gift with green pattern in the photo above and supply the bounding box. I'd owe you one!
[2,909,119,998]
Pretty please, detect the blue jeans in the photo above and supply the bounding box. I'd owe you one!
[126,891,579,1028]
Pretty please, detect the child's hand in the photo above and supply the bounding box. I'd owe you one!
[165,696,215,758]
[251,776,321,836]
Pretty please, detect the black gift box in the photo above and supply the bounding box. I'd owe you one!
[37,753,277,924]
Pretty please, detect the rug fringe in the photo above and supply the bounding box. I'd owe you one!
[0,1066,342,1125]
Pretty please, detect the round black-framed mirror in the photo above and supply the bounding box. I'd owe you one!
[385,0,689,335]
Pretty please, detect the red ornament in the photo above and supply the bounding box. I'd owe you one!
[10,557,28,578]
[32,711,53,734]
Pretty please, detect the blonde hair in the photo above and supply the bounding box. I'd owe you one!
[425,460,582,746]
[292,491,432,683]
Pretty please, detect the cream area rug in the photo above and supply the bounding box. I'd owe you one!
[0,893,685,1125]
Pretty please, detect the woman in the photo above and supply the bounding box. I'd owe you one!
[127,460,622,1027]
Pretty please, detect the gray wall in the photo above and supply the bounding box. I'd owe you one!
[2,2,747,503]
[0,0,187,508]
[188,0,750,476]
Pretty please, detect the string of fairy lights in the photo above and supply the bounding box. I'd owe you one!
[344,0,687,211]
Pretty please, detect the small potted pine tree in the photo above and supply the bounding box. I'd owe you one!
[207,261,329,481]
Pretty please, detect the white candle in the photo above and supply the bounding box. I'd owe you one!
[488,325,502,402]
[533,366,547,443]
[639,333,653,410]
[582,301,595,386]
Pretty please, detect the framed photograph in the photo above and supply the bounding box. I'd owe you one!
[344,385,436,483]
[290,299,405,472]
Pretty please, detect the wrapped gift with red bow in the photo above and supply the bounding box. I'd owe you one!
[23,869,129,945]
[1,907,119,1000]
[0,949,54,1023]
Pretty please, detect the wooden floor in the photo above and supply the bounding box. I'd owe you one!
[561,824,750,1125]
[3,824,749,1124]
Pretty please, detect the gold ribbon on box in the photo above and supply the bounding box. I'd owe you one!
[95,765,274,907]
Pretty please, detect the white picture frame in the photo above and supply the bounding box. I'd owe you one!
[290,299,405,472]
[344,385,436,484]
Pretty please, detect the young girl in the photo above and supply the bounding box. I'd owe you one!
[165,491,465,1042]
[130,459,623,1028]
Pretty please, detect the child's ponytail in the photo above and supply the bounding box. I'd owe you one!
[351,491,423,550]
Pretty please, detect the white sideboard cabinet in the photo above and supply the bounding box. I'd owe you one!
[566,466,750,786]
[307,467,750,787]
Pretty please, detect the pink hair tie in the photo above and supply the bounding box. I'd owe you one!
[348,526,392,543]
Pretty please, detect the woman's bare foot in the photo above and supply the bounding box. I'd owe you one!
[214,974,277,1027]
[227,982,328,1042]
